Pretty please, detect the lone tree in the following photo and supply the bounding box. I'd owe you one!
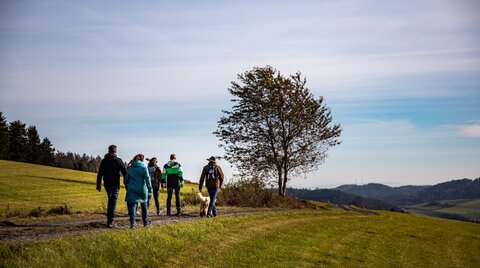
[215,66,342,196]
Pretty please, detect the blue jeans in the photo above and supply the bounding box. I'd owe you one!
[166,186,181,213]
[105,186,119,224]
[147,188,161,213]
[207,187,219,216]
[127,202,148,226]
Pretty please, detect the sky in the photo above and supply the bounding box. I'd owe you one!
[0,0,479,188]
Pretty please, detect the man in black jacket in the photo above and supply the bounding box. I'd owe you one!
[96,145,127,227]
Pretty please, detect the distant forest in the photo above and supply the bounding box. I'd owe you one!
[0,111,101,172]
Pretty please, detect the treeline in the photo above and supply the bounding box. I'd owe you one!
[287,187,401,211]
[0,111,55,165]
[0,111,101,172]
[55,152,102,173]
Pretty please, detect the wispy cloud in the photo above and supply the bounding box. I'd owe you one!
[454,122,480,138]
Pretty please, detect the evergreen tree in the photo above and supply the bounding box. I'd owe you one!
[0,112,9,159]
[8,120,28,162]
[39,137,55,166]
[26,125,42,164]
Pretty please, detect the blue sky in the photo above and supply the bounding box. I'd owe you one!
[0,0,479,188]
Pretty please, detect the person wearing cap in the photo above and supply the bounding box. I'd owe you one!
[125,153,153,228]
[199,156,225,217]
[96,145,127,228]
[162,154,184,216]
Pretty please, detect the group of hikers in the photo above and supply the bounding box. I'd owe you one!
[96,145,224,228]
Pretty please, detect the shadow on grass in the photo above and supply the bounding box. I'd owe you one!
[26,175,96,186]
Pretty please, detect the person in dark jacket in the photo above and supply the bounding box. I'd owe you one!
[96,145,127,228]
[199,156,224,217]
[162,154,184,216]
[147,157,164,216]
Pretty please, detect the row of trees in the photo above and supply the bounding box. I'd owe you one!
[55,152,102,173]
[0,111,102,172]
[0,112,55,165]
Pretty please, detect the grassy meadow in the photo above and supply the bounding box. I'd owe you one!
[0,160,198,218]
[406,199,480,222]
[0,210,479,267]
[1,160,480,267]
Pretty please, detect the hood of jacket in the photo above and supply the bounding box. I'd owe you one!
[104,153,117,159]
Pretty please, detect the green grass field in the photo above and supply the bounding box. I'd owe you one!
[1,160,480,267]
[406,199,480,221]
[0,160,198,218]
[1,210,479,267]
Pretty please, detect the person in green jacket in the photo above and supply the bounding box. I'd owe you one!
[124,153,152,228]
[162,153,184,216]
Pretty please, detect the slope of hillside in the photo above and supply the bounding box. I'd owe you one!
[0,160,197,217]
[406,199,480,222]
[336,183,429,205]
[1,210,479,267]
[411,178,480,203]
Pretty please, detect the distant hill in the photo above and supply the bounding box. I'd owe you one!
[411,178,480,203]
[335,183,430,206]
[287,188,400,211]
[335,178,480,206]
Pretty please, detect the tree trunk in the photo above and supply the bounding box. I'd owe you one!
[280,167,288,196]
[277,170,283,195]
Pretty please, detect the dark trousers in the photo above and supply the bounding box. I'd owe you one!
[207,187,219,216]
[166,186,181,213]
[106,186,119,224]
[147,188,161,213]
[127,202,148,226]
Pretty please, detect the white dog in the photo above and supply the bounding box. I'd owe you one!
[196,192,210,217]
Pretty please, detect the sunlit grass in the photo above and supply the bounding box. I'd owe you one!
[0,210,479,267]
[0,160,197,217]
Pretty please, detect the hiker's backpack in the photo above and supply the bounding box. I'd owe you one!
[207,164,216,181]
[148,166,158,183]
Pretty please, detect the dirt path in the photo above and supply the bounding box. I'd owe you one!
[0,206,375,243]
[0,208,287,242]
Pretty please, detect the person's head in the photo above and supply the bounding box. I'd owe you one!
[134,154,144,162]
[170,154,176,160]
[108,145,117,154]
[148,157,157,166]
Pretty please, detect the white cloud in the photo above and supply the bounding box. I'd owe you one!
[456,123,480,138]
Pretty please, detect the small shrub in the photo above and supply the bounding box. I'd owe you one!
[183,188,201,206]
[47,204,72,215]
[28,207,46,217]
[217,178,318,209]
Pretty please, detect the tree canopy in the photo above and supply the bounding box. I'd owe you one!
[215,66,342,195]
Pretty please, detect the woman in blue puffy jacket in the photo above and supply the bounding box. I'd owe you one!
[125,153,152,228]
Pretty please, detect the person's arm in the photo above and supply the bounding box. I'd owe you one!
[119,159,127,177]
[199,166,206,192]
[96,160,104,191]
[161,164,167,188]
[217,165,225,188]
[178,165,184,187]
[145,166,153,195]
